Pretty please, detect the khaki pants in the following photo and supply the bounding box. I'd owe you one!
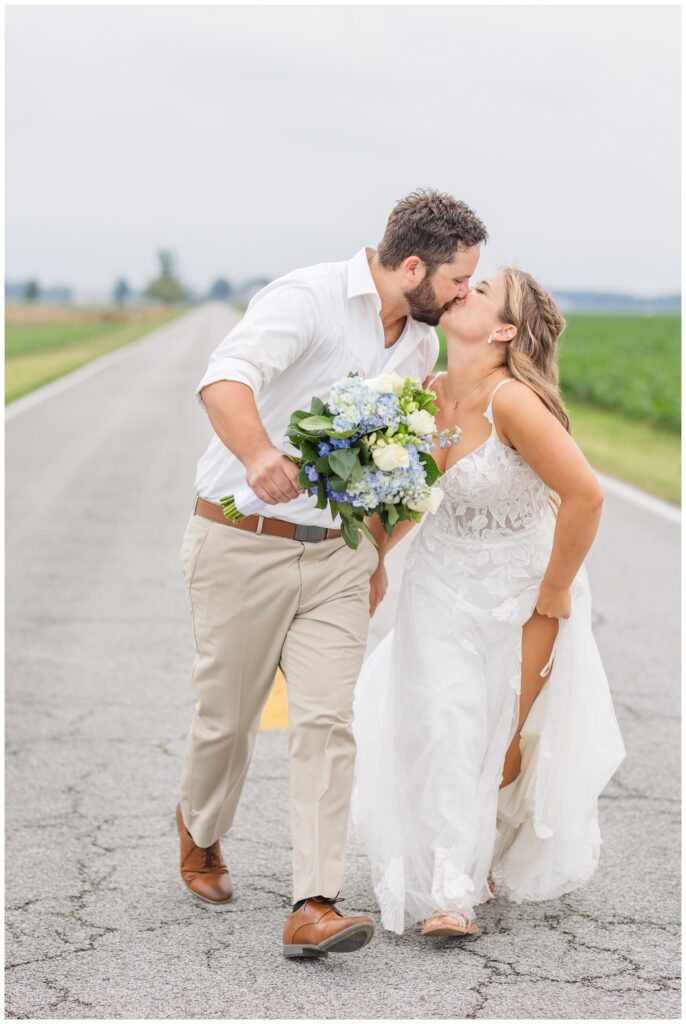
[179,512,378,902]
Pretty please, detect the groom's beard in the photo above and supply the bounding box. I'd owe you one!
[404,274,451,326]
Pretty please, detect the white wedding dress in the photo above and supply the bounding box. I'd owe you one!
[351,378,625,933]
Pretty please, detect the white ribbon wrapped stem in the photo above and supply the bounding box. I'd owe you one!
[231,483,268,518]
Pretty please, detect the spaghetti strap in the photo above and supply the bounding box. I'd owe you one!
[426,371,446,390]
[484,377,514,424]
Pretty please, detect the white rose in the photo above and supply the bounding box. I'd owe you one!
[408,486,444,514]
[372,444,410,471]
[364,371,405,395]
[388,372,405,395]
[406,409,436,435]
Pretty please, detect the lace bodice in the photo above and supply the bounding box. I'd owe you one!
[426,378,553,544]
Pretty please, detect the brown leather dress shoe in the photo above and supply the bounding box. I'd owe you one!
[282,895,375,958]
[176,804,233,905]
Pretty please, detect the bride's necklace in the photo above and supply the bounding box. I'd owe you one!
[442,369,501,410]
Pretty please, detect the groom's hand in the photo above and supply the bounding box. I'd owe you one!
[245,445,304,505]
[369,561,388,617]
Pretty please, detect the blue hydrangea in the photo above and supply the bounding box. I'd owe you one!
[326,485,354,503]
[375,393,401,428]
[346,445,431,509]
[305,465,319,482]
[416,437,436,454]
[317,441,332,455]
[437,427,462,449]
[348,415,385,441]
[328,376,378,432]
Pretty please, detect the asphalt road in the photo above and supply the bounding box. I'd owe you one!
[5,303,680,1019]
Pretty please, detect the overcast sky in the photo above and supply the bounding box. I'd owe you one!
[6,4,681,297]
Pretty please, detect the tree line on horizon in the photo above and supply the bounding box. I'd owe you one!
[6,250,681,314]
[6,250,270,307]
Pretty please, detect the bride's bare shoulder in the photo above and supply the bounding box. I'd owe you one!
[423,371,445,391]
[493,378,546,413]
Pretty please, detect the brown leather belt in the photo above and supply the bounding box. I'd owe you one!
[194,497,341,543]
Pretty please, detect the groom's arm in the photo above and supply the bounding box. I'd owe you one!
[201,381,302,504]
[196,280,323,505]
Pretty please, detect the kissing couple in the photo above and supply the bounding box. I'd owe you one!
[176,189,625,956]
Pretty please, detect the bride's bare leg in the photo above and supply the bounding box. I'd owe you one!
[500,610,559,788]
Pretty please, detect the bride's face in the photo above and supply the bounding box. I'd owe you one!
[439,271,509,343]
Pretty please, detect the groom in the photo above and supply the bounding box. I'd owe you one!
[177,189,487,957]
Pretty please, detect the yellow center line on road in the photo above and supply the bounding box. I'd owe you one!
[260,669,289,730]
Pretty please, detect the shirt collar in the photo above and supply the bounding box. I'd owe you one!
[346,247,381,308]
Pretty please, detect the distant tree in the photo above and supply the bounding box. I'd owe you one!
[144,250,187,304]
[208,278,234,301]
[159,250,175,278]
[112,278,132,306]
[237,277,271,306]
[24,279,40,303]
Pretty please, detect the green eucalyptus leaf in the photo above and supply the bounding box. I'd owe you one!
[329,448,358,482]
[419,452,441,486]
[360,521,378,546]
[287,429,312,446]
[299,439,319,462]
[328,427,358,439]
[380,514,394,536]
[341,519,361,550]
[299,415,334,433]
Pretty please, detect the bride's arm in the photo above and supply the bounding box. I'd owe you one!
[495,382,604,620]
[363,513,423,616]
[365,513,422,555]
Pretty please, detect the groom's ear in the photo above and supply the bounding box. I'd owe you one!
[402,255,424,281]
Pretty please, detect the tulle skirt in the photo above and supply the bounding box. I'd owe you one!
[350,529,625,933]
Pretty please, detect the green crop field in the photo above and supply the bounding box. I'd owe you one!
[5,305,184,404]
[436,313,681,504]
[558,314,680,433]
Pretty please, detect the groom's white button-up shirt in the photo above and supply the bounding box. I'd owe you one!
[194,247,440,527]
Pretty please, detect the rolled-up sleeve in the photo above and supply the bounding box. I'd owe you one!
[196,279,323,403]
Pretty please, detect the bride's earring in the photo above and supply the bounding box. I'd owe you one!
[487,333,494,345]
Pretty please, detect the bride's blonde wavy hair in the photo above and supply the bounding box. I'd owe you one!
[500,268,570,433]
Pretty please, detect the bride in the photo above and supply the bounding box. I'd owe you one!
[352,268,626,937]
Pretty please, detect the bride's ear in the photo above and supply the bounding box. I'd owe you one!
[494,324,517,344]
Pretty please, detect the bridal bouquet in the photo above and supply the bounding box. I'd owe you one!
[221,372,461,549]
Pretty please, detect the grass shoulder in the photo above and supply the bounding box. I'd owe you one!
[566,402,679,505]
[5,305,186,404]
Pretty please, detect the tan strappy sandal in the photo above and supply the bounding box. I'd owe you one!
[421,913,480,937]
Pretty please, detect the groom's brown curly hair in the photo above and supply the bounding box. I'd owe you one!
[378,189,487,274]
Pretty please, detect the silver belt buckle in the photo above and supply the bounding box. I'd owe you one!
[294,523,328,543]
